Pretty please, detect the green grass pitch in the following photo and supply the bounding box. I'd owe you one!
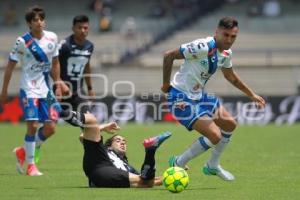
[0,123,299,200]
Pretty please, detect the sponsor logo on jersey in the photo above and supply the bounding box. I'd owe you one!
[71,49,91,56]
[30,62,51,72]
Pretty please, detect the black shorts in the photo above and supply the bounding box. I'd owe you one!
[83,139,130,188]
[61,93,90,114]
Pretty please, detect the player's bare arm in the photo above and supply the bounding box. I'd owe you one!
[162,48,184,93]
[83,62,95,98]
[221,67,265,108]
[0,60,17,104]
[51,57,69,99]
[99,122,120,134]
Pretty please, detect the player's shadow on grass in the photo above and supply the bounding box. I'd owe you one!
[38,186,217,190]
[138,187,218,191]
[0,173,22,176]
[24,186,89,190]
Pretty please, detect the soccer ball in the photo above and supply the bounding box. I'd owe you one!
[162,167,189,193]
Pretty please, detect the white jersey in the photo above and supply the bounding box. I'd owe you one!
[9,30,59,98]
[171,36,233,99]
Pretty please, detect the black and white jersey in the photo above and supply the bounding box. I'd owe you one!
[107,150,139,175]
[59,35,94,93]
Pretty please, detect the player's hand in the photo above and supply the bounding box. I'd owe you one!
[55,87,63,101]
[102,122,120,134]
[250,94,266,109]
[161,83,171,93]
[60,82,70,95]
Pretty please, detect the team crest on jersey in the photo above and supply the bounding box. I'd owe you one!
[211,56,217,63]
[174,100,187,111]
[48,43,53,50]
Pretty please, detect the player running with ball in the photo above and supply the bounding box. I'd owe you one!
[161,17,265,181]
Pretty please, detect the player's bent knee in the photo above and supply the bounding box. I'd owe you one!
[209,132,222,145]
[44,124,56,135]
[224,120,237,132]
[27,122,39,134]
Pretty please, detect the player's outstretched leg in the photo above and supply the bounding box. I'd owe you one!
[143,131,172,150]
[168,135,213,170]
[168,155,178,167]
[140,132,172,180]
[168,156,189,170]
[203,163,235,181]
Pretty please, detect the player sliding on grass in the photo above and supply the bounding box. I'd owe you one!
[161,17,265,181]
[61,110,171,188]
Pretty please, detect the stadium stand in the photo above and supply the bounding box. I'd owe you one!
[1,0,300,96]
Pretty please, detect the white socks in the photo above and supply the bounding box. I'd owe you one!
[207,131,232,168]
[24,135,35,164]
[176,136,213,168]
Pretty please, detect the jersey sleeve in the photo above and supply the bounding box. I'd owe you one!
[58,40,67,57]
[9,37,25,62]
[52,33,59,58]
[221,50,233,68]
[90,43,94,54]
[179,39,208,60]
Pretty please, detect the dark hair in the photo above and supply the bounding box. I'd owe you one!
[218,17,238,29]
[105,134,128,160]
[25,5,45,23]
[73,15,89,26]
[104,134,120,147]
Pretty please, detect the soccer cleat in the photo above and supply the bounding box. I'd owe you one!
[168,155,178,167]
[34,146,41,164]
[203,163,235,181]
[27,164,43,176]
[168,156,189,170]
[143,131,172,150]
[13,146,25,174]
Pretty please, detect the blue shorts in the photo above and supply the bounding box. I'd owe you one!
[167,86,220,131]
[20,89,61,122]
